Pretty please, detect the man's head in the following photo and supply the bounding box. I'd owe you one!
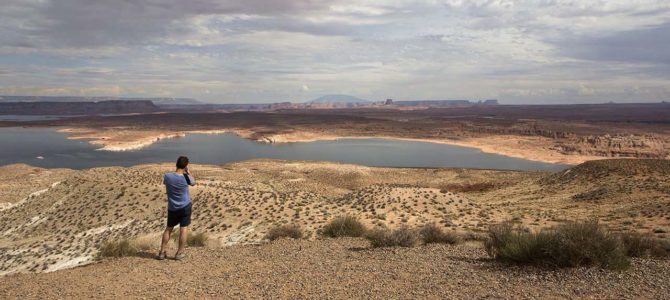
[176,156,189,170]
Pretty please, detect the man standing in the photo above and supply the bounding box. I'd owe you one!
[158,156,196,260]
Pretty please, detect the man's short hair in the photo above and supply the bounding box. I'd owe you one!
[176,156,189,169]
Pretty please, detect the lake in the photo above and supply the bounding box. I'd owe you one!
[0,127,568,171]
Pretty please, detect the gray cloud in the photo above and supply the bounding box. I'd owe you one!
[1,0,670,103]
[554,22,670,65]
[5,0,332,47]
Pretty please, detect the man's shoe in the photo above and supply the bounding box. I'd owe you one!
[156,251,167,260]
[174,252,187,260]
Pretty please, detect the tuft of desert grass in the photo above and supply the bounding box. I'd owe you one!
[265,224,303,241]
[187,232,208,247]
[420,223,462,245]
[619,232,670,258]
[97,238,138,259]
[366,226,419,248]
[131,235,158,252]
[171,231,209,247]
[322,215,367,238]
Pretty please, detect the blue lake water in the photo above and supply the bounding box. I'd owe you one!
[0,127,568,171]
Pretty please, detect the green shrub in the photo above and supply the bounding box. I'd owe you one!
[485,222,554,265]
[485,221,629,270]
[420,223,461,245]
[366,226,419,248]
[550,221,628,269]
[266,224,303,241]
[322,215,367,238]
[97,238,138,259]
[620,232,669,258]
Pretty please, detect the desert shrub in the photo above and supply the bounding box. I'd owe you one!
[485,222,553,265]
[266,224,303,241]
[322,215,367,238]
[461,231,488,242]
[97,238,138,259]
[171,231,208,247]
[485,221,629,270]
[187,232,208,247]
[549,221,628,269]
[366,226,419,248]
[620,232,669,258]
[132,235,157,251]
[420,223,461,245]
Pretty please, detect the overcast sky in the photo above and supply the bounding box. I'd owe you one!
[1,0,669,104]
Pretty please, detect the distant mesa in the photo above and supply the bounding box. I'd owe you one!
[0,99,160,115]
[307,94,370,104]
[386,98,499,107]
[0,95,204,105]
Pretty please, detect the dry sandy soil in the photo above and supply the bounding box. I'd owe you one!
[0,158,668,278]
[1,238,669,299]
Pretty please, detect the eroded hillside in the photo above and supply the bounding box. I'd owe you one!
[0,159,668,275]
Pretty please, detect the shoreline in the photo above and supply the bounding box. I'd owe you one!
[56,127,598,165]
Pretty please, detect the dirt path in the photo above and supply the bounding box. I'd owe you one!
[1,238,669,299]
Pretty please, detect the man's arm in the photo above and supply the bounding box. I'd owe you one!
[184,168,196,186]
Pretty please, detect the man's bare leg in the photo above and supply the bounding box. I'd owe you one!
[159,227,173,257]
[176,226,188,257]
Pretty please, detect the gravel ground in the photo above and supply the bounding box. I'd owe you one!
[1,238,669,299]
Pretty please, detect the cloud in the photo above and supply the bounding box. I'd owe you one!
[0,0,669,103]
[554,22,670,65]
[4,0,332,48]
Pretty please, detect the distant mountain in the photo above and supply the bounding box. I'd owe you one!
[0,96,204,105]
[307,94,370,104]
[149,98,204,106]
[0,100,160,115]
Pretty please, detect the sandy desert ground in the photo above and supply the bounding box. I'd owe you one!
[0,159,668,277]
[1,239,669,299]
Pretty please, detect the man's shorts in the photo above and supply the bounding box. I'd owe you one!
[167,203,192,228]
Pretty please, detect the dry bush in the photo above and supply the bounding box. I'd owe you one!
[366,226,419,248]
[187,232,208,247]
[266,224,303,241]
[322,215,367,238]
[132,235,157,251]
[420,223,462,245]
[485,221,629,270]
[620,232,670,258]
[171,231,208,247]
[97,238,138,259]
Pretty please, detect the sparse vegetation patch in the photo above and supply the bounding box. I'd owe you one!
[322,215,367,238]
[97,238,139,259]
[440,182,496,193]
[620,232,670,258]
[266,224,303,241]
[187,232,209,247]
[420,223,461,245]
[366,226,419,248]
[485,221,630,270]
